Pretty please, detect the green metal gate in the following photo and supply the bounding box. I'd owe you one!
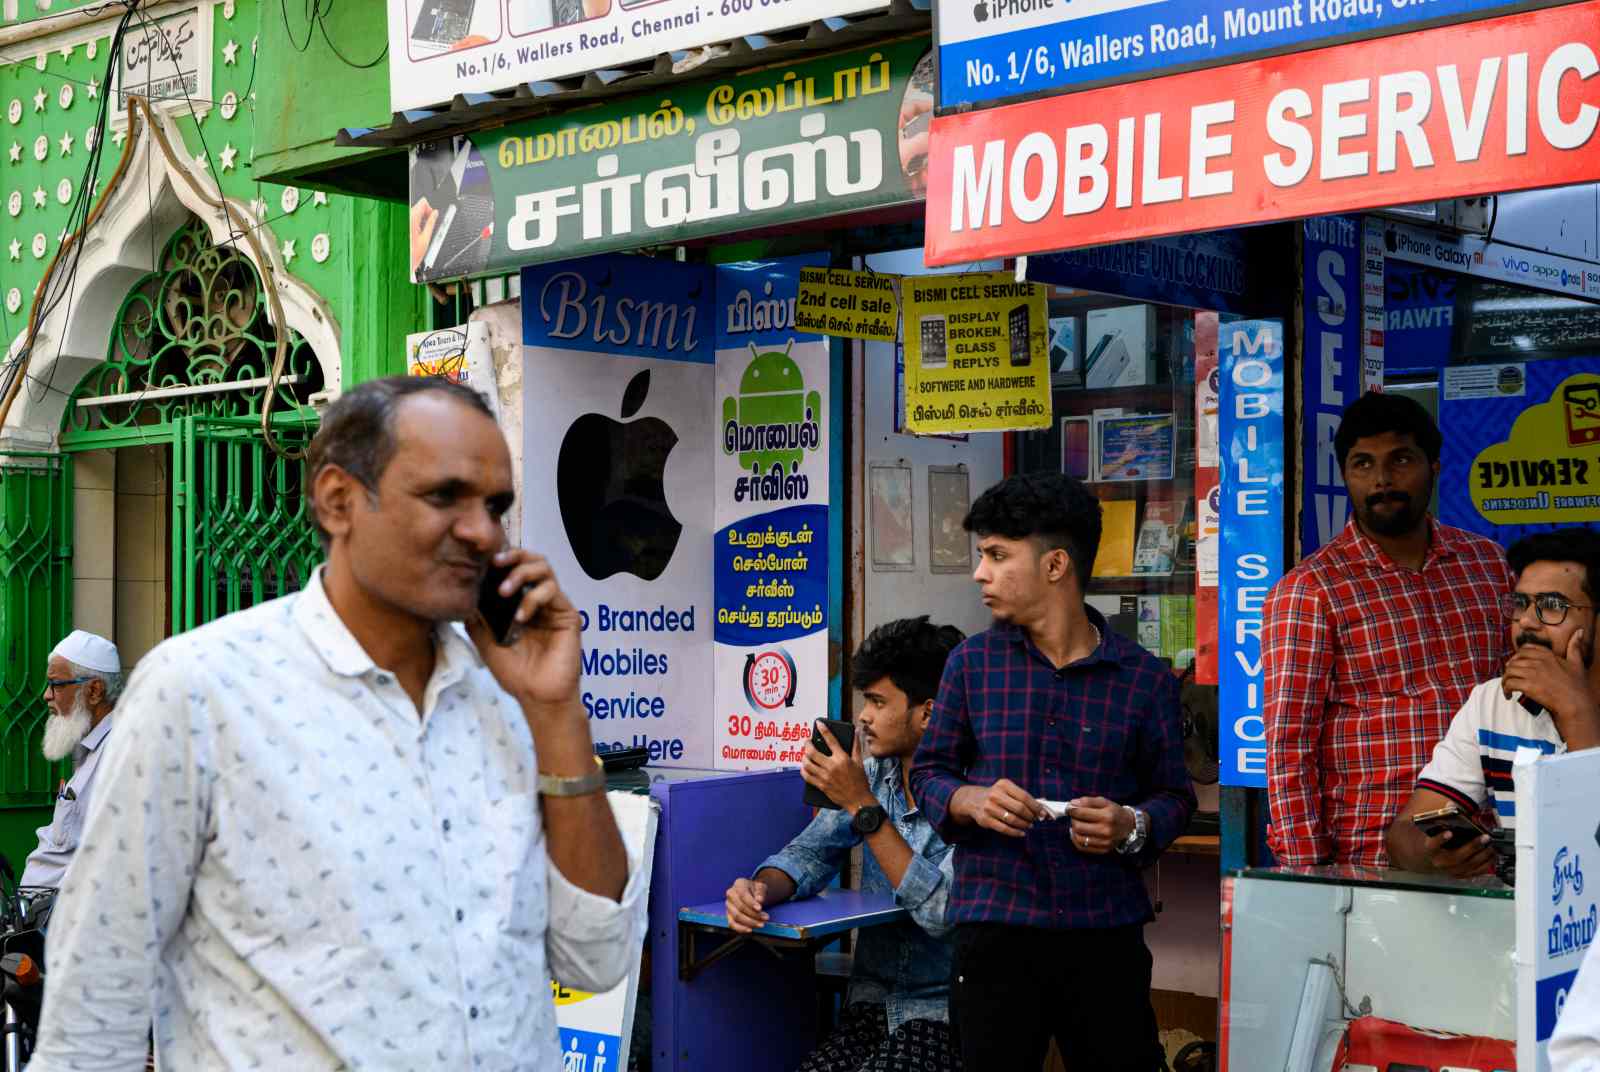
[0,454,72,805]
[172,416,321,632]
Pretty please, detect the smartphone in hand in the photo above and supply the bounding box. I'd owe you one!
[802,718,857,810]
[1410,804,1491,849]
[477,561,524,646]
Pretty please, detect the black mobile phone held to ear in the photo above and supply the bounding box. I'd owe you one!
[477,561,524,646]
[803,719,858,810]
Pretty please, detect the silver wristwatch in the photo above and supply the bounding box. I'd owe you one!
[537,756,607,798]
[1115,806,1149,854]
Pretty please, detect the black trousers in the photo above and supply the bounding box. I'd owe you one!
[950,922,1163,1072]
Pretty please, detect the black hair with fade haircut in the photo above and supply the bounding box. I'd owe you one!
[849,616,965,708]
[962,472,1103,592]
[1507,527,1600,603]
[307,375,496,546]
[1334,390,1442,470]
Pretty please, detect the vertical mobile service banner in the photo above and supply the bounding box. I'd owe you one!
[1218,320,1285,788]
[520,254,716,768]
[713,256,831,771]
[1301,215,1365,557]
[1438,356,1600,543]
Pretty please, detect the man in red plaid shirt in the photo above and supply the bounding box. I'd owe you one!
[1264,392,1509,867]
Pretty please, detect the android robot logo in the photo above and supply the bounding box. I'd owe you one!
[722,340,823,475]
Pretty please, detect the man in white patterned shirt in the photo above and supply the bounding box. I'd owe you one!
[30,377,643,1071]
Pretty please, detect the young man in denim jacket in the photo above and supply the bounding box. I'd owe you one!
[724,617,965,1072]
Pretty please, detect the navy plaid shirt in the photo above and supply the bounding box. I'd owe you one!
[910,607,1196,930]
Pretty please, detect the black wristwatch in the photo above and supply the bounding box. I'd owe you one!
[851,804,888,835]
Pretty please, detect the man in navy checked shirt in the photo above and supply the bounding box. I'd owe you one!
[911,473,1195,1071]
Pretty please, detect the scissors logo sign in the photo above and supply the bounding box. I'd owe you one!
[1564,382,1600,447]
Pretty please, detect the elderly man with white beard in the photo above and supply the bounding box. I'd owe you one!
[20,630,123,889]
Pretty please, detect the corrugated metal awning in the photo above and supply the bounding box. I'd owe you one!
[337,1,930,150]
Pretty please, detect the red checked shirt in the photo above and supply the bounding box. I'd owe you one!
[1263,518,1510,868]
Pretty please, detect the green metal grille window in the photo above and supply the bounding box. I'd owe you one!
[64,221,325,434]
[0,456,71,804]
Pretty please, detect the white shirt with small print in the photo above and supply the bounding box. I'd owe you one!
[20,713,114,888]
[30,568,645,1072]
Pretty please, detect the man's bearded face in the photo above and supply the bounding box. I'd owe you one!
[41,693,92,762]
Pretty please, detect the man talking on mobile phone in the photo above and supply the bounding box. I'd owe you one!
[1386,528,1600,878]
[30,377,641,1072]
[910,473,1195,1072]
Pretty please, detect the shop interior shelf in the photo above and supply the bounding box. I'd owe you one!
[1088,573,1197,595]
[1086,478,1188,497]
[1167,835,1220,856]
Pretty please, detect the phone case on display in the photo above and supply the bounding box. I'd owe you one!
[1084,332,1133,388]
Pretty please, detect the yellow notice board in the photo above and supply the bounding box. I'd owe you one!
[795,268,899,341]
[903,272,1051,434]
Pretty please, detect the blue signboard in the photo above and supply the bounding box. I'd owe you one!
[1382,260,1457,375]
[1218,319,1284,788]
[937,0,1541,109]
[1027,230,1265,316]
[1301,215,1365,556]
[1438,355,1600,544]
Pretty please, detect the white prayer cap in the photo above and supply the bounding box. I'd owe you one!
[49,630,121,674]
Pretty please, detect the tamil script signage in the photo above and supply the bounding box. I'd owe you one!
[408,39,932,279]
[935,0,1573,108]
[388,0,888,112]
[1515,747,1600,1071]
[713,256,832,772]
[925,2,1600,265]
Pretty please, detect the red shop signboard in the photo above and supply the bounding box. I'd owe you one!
[925,0,1600,265]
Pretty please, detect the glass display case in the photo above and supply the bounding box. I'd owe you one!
[1223,867,1516,1071]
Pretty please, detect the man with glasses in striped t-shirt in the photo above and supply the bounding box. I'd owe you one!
[1386,528,1600,877]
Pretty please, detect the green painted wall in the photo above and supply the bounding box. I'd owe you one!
[0,0,100,29]
[0,807,49,880]
[252,0,404,200]
[0,0,423,389]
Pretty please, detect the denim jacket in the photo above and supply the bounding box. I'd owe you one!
[759,757,955,1029]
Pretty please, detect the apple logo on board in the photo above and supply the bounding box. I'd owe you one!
[973,0,989,18]
[557,369,683,582]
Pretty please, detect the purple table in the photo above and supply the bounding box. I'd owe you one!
[678,888,908,981]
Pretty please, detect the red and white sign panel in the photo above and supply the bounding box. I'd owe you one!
[925,1,1600,265]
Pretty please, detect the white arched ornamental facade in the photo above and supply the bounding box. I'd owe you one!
[0,95,342,449]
